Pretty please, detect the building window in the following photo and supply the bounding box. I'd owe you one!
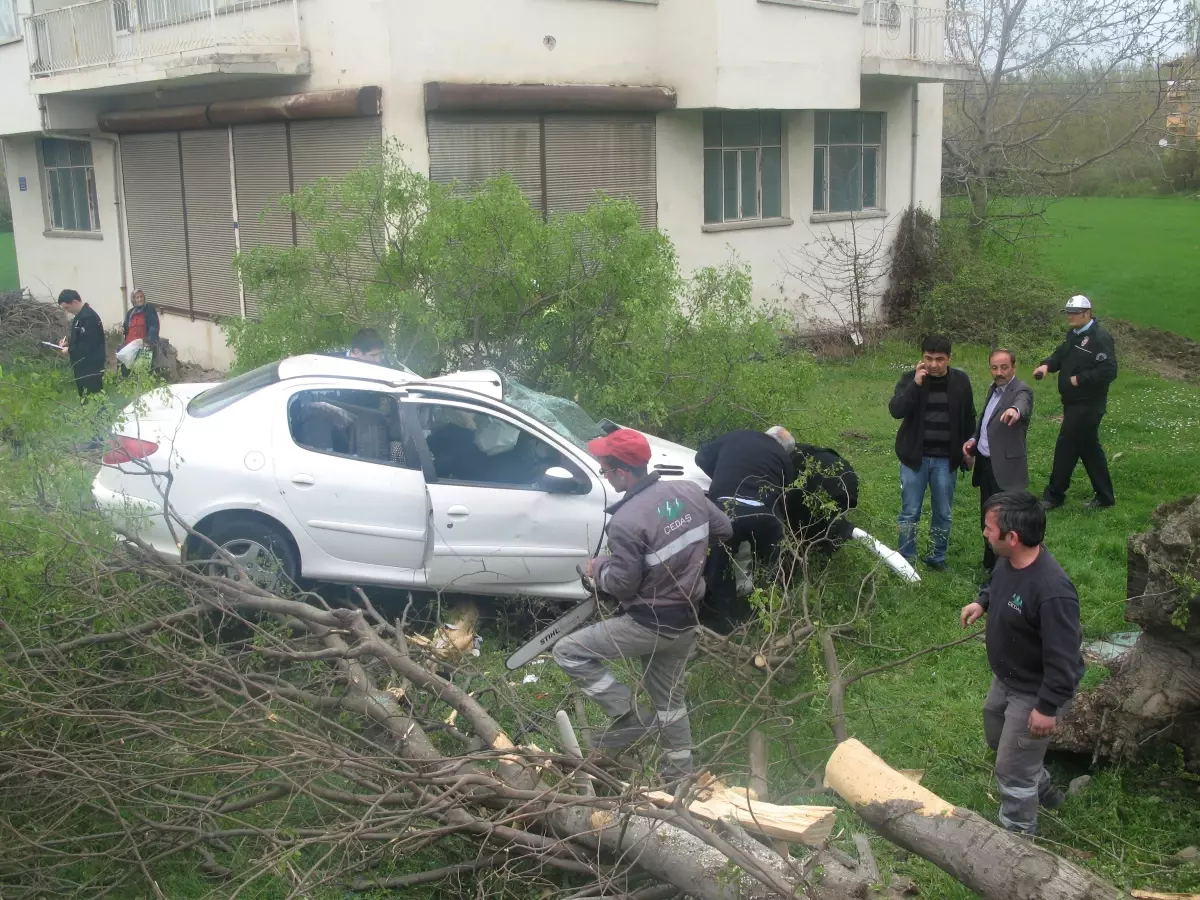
[703,111,784,224]
[40,139,101,233]
[0,0,19,43]
[813,111,884,214]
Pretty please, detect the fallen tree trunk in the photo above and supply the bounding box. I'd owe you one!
[824,739,1132,900]
[1055,495,1200,772]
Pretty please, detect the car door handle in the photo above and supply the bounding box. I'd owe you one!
[446,505,470,517]
[291,474,316,486]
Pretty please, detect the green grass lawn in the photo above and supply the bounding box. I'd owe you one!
[1039,197,1200,340]
[4,338,1198,899]
[554,341,1200,898]
[0,231,17,293]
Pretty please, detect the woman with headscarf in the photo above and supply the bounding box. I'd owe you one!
[119,288,160,376]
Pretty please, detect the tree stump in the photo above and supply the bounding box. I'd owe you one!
[1055,496,1200,772]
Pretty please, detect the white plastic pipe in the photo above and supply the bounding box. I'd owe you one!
[851,527,921,583]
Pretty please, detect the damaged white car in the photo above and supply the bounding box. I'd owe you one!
[93,354,708,599]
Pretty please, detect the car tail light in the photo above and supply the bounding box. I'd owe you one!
[102,436,159,466]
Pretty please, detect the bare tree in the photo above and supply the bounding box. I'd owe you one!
[943,0,1196,243]
[778,216,891,350]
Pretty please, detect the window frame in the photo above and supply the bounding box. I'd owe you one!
[0,0,20,45]
[410,399,591,494]
[812,111,885,215]
[38,138,103,235]
[702,111,785,226]
[285,387,418,470]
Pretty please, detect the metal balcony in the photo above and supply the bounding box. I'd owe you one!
[861,1,975,82]
[25,0,307,91]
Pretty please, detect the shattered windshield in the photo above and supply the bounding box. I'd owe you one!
[503,380,605,450]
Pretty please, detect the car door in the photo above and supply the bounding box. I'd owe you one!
[272,383,430,582]
[405,398,607,599]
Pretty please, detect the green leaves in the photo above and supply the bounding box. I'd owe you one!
[225,144,813,445]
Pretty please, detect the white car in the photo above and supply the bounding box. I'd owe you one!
[93,354,708,600]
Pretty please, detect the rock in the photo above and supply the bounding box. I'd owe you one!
[1068,775,1092,796]
[1176,846,1198,864]
[840,430,870,442]
[889,875,919,894]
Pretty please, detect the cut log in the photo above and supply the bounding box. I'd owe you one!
[824,738,1132,900]
[641,783,837,847]
[1131,892,1200,900]
[748,729,790,857]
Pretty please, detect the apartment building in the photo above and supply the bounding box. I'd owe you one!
[0,0,971,369]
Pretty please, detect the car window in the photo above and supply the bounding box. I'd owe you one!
[187,362,279,418]
[288,389,416,469]
[417,403,585,490]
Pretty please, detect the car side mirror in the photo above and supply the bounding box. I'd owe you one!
[543,466,585,494]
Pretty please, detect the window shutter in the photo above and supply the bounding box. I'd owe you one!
[544,115,657,227]
[288,116,384,188]
[180,129,241,319]
[287,117,384,279]
[426,114,543,209]
[120,132,191,315]
[233,123,293,319]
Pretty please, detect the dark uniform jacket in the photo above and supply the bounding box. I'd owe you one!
[67,303,106,378]
[1042,320,1118,409]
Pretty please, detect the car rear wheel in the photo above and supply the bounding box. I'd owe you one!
[196,516,300,595]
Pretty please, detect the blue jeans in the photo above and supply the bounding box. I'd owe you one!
[898,457,957,563]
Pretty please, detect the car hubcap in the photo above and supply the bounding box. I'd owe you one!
[210,539,290,593]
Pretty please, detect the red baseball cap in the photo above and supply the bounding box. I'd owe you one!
[588,428,652,469]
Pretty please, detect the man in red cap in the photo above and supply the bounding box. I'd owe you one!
[552,428,731,781]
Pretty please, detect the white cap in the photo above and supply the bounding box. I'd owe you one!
[1064,294,1092,312]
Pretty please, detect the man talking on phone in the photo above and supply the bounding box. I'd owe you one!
[888,335,976,570]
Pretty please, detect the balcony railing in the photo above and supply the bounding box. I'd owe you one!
[862,1,972,66]
[26,0,300,78]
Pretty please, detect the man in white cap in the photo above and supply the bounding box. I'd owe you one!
[1032,295,1118,510]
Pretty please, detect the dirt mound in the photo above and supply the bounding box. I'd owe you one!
[1109,319,1200,385]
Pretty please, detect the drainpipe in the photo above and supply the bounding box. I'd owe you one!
[909,84,920,210]
[40,129,129,314]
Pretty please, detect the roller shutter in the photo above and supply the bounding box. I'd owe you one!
[233,123,293,318]
[288,117,384,275]
[544,114,656,227]
[181,129,241,319]
[120,132,191,315]
[426,114,543,209]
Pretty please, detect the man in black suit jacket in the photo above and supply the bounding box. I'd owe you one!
[963,349,1033,569]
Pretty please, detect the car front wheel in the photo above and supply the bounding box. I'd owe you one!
[195,516,300,595]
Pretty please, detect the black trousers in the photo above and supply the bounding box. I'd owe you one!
[976,454,1003,570]
[1044,403,1115,506]
[703,509,784,633]
[74,369,105,398]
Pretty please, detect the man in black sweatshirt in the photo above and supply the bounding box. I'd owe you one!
[1033,295,1118,510]
[888,334,976,570]
[960,490,1085,835]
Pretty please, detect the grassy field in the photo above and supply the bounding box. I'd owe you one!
[0,231,16,293]
[3,339,1198,895]
[1039,197,1200,339]
[483,340,1200,900]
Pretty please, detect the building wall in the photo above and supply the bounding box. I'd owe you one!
[3,134,124,318]
[2,0,949,370]
[659,79,942,327]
